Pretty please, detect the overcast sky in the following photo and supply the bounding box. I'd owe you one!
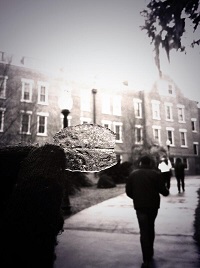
[0,0,200,103]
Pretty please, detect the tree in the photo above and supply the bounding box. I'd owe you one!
[141,0,200,76]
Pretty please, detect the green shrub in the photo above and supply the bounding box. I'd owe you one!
[0,144,66,267]
[97,174,116,188]
[0,144,36,214]
[64,170,94,196]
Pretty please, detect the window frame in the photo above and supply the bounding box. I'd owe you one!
[179,129,188,148]
[21,78,34,103]
[101,120,112,131]
[152,125,161,144]
[0,76,8,99]
[151,100,160,120]
[133,98,142,118]
[113,122,123,143]
[37,112,49,136]
[135,125,143,144]
[191,118,197,132]
[177,104,185,123]
[165,102,173,121]
[20,110,32,135]
[37,81,49,105]
[80,117,92,124]
[0,108,6,132]
[166,127,175,146]
[193,142,199,156]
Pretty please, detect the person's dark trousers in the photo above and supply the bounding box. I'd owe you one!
[166,172,171,190]
[162,172,171,189]
[176,176,185,192]
[136,208,158,262]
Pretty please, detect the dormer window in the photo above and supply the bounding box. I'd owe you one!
[168,84,173,95]
[157,80,175,97]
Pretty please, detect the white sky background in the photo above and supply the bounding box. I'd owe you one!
[0,0,199,103]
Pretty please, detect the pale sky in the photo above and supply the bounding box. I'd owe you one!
[0,0,200,103]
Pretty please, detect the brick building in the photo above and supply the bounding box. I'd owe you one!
[143,76,200,175]
[0,52,199,174]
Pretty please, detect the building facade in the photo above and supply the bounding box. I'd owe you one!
[143,76,200,175]
[0,52,199,174]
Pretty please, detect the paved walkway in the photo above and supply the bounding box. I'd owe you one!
[54,177,200,268]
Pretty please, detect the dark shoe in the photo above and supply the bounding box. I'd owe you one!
[141,261,150,268]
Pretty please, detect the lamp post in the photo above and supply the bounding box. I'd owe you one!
[58,86,73,129]
[166,139,171,156]
[61,109,70,128]
[92,88,97,124]
[58,86,73,215]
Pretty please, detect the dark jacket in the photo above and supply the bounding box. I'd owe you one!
[126,165,169,210]
[174,162,185,178]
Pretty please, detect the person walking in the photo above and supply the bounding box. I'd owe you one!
[158,156,172,190]
[125,155,169,268]
[174,157,185,193]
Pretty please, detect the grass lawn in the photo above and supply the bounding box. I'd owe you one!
[68,182,125,216]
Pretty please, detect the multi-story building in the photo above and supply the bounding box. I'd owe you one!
[143,76,200,175]
[0,52,199,174]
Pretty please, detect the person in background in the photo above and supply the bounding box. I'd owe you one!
[126,155,169,268]
[174,158,185,193]
[158,155,172,190]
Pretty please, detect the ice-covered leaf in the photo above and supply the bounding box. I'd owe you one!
[53,124,117,172]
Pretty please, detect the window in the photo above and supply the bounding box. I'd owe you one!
[165,103,173,121]
[183,158,188,169]
[193,142,199,155]
[168,84,173,95]
[113,95,121,116]
[80,117,91,124]
[102,93,111,114]
[157,80,175,96]
[113,122,122,142]
[191,118,197,132]
[38,82,48,104]
[135,125,143,144]
[177,105,185,122]
[81,90,90,111]
[0,108,5,132]
[37,112,48,136]
[21,78,33,102]
[179,129,187,147]
[0,76,8,99]
[152,125,161,144]
[101,120,112,130]
[151,100,160,120]
[20,111,32,134]
[0,51,5,61]
[133,98,142,118]
[166,127,174,146]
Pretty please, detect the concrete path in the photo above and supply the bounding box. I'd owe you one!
[54,177,200,268]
